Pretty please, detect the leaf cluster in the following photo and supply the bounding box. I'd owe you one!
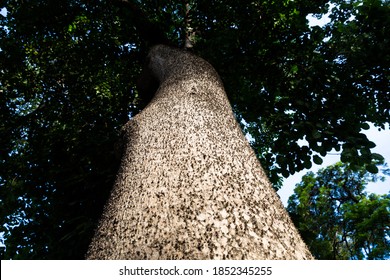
[0,0,389,258]
[1,0,141,259]
[287,162,390,259]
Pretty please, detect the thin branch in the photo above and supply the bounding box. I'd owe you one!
[183,1,195,49]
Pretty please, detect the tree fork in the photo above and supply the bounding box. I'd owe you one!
[86,45,313,259]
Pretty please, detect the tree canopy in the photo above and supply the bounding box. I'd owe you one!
[0,0,389,259]
[287,162,390,259]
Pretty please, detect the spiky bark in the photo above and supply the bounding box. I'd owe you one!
[86,45,313,259]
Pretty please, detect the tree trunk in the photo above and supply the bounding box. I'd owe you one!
[86,45,313,260]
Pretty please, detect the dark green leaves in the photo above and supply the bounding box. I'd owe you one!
[313,155,323,165]
[194,0,389,186]
[1,0,140,259]
[365,164,379,174]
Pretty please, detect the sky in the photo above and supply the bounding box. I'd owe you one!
[0,7,6,17]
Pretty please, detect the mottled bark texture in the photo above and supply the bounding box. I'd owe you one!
[86,45,313,260]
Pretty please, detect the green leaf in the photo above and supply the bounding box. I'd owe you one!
[361,123,370,130]
[313,155,323,165]
[281,170,290,178]
[303,159,312,169]
[371,153,384,162]
[312,130,321,139]
[366,141,377,149]
[360,148,371,156]
[290,64,298,74]
[366,164,378,174]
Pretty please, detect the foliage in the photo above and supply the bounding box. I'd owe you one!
[287,162,390,259]
[193,0,389,185]
[0,0,389,258]
[0,0,140,259]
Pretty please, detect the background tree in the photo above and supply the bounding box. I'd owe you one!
[287,162,390,259]
[0,0,389,259]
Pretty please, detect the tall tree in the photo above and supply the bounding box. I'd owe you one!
[0,0,388,259]
[86,45,313,259]
[287,162,390,259]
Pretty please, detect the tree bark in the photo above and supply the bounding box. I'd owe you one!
[86,45,313,259]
